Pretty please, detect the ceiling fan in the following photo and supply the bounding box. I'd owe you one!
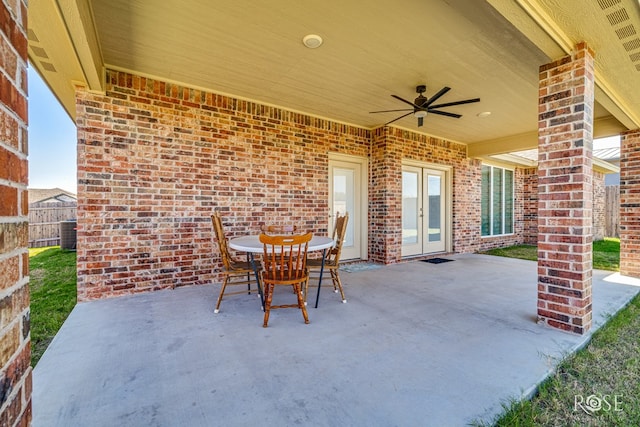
[370,85,480,127]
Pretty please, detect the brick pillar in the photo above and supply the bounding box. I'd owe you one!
[0,0,31,425]
[369,127,402,264]
[537,42,595,335]
[620,129,640,277]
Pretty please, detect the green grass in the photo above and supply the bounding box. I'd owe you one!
[484,293,640,427]
[480,238,620,271]
[478,237,640,426]
[29,246,77,366]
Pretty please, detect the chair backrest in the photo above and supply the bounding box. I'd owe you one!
[329,212,349,263]
[261,224,300,234]
[211,211,233,269]
[259,232,313,283]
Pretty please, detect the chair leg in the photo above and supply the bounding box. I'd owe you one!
[263,283,274,327]
[331,269,347,303]
[295,281,310,324]
[214,275,230,313]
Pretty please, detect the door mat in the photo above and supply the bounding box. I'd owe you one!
[341,263,382,273]
[422,258,454,264]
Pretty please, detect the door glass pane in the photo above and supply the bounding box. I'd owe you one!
[427,175,441,242]
[333,168,354,247]
[492,168,503,234]
[402,171,419,244]
[481,166,491,236]
[504,169,514,234]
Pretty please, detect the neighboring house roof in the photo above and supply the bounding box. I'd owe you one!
[593,147,620,162]
[29,188,77,204]
[490,148,621,174]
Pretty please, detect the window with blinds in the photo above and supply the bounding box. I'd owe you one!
[481,165,514,236]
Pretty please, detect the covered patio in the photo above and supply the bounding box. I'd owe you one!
[0,0,637,425]
[33,255,639,426]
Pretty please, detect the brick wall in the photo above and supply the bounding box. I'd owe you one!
[369,127,401,263]
[522,167,538,245]
[620,130,640,277]
[0,0,31,425]
[76,69,604,301]
[387,127,482,254]
[76,70,370,300]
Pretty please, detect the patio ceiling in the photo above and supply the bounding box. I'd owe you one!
[28,0,640,156]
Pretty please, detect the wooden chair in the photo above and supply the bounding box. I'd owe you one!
[259,232,312,327]
[307,212,348,307]
[211,211,261,313]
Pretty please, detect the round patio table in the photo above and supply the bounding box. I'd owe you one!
[229,235,334,308]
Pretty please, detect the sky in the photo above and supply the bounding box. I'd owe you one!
[26,66,620,197]
[28,66,77,194]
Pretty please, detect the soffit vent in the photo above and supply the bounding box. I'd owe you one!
[27,29,39,42]
[599,3,640,72]
[31,46,48,59]
[606,8,630,25]
[597,0,621,9]
[615,24,636,39]
[622,38,640,52]
[623,38,640,51]
[40,61,56,72]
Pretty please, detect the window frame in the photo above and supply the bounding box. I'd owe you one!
[481,164,515,237]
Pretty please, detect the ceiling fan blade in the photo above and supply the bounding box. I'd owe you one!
[391,94,421,109]
[417,116,424,127]
[424,87,451,107]
[429,98,480,109]
[369,108,413,114]
[429,110,462,119]
[384,111,414,126]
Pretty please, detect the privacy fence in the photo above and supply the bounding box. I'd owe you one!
[605,185,619,238]
[28,202,77,248]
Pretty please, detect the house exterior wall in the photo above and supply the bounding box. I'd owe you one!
[76,70,370,300]
[522,167,539,245]
[76,69,603,301]
[620,129,640,278]
[0,0,31,425]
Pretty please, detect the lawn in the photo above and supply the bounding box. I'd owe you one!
[29,246,77,366]
[479,237,640,426]
[481,238,620,271]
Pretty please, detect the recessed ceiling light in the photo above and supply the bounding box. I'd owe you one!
[302,34,323,49]
[477,111,492,118]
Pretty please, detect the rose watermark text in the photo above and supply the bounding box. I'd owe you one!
[574,394,623,415]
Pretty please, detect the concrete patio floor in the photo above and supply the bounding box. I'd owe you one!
[33,254,640,426]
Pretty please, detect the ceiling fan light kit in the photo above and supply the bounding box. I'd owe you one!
[370,84,480,127]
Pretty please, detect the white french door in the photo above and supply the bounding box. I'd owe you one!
[402,165,447,256]
[328,155,367,261]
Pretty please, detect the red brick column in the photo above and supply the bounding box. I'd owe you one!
[620,129,640,277]
[537,42,595,335]
[369,127,402,264]
[0,0,31,425]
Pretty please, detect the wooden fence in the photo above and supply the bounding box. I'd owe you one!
[605,185,619,238]
[28,202,77,248]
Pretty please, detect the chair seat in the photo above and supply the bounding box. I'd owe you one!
[228,260,259,272]
[307,258,339,268]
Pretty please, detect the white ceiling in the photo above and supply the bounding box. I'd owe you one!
[28,0,640,153]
